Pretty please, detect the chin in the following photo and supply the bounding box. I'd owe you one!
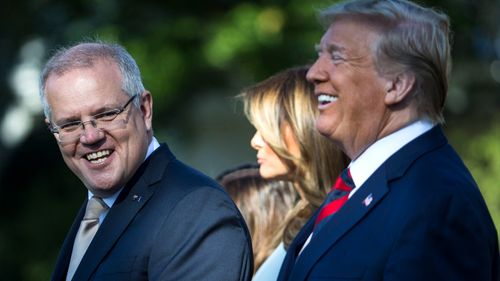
[259,171,273,179]
[260,170,288,181]
[84,178,120,195]
[315,123,331,138]
[259,168,276,180]
[316,114,339,136]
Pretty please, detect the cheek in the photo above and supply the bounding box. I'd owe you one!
[268,156,289,176]
[119,129,150,171]
[283,127,300,158]
[355,89,386,120]
[60,149,82,177]
[58,143,76,161]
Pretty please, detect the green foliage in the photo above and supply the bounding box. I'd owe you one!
[204,4,264,67]
[462,122,500,232]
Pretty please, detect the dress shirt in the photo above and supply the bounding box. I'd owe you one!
[349,120,434,198]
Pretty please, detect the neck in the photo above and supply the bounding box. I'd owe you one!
[349,109,419,160]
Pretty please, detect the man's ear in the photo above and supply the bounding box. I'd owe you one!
[384,72,415,106]
[140,91,153,131]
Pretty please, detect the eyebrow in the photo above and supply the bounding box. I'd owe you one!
[315,43,345,54]
[53,116,80,126]
[53,104,121,125]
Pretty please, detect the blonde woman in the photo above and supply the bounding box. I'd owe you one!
[240,66,349,280]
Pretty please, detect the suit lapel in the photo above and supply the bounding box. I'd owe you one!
[291,170,389,281]
[278,219,315,281]
[71,144,173,281]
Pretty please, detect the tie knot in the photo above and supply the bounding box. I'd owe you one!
[84,196,108,220]
[332,168,355,192]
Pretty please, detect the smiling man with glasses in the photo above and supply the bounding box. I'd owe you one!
[40,41,253,281]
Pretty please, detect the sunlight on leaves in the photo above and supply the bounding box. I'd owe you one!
[463,123,500,235]
[203,3,260,68]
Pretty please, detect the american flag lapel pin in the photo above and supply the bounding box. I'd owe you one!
[362,193,373,207]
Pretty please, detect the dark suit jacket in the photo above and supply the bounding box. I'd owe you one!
[51,144,253,281]
[278,126,499,281]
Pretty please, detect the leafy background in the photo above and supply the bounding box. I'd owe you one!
[0,0,498,280]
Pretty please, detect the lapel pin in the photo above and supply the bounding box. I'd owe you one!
[132,195,142,202]
[362,193,373,207]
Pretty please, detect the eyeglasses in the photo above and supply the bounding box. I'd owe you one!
[48,94,138,143]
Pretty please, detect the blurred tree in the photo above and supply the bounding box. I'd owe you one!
[0,0,498,280]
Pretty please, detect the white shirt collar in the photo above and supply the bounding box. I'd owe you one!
[88,136,160,207]
[348,120,434,197]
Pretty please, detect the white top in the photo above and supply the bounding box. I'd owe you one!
[89,136,160,222]
[252,242,287,281]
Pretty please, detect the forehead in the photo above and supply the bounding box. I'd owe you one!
[45,60,126,118]
[320,17,381,54]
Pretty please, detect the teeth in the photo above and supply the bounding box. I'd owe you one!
[86,150,111,161]
[90,158,107,164]
[318,94,338,104]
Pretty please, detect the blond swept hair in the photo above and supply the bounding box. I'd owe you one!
[240,66,349,249]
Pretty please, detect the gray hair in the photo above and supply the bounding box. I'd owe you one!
[39,40,145,119]
[319,0,451,123]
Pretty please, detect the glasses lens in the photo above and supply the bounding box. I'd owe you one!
[57,130,83,143]
[94,110,120,122]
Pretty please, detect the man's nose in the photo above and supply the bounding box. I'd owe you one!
[80,120,104,143]
[306,57,327,84]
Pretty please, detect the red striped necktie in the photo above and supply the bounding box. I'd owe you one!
[314,168,355,230]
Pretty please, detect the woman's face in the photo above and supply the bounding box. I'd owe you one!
[250,124,300,179]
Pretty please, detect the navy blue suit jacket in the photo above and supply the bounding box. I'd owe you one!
[278,126,499,281]
[51,144,253,281]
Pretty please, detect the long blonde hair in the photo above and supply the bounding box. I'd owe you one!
[240,66,349,248]
[217,165,297,272]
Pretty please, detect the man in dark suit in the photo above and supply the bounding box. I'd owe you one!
[40,41,253,281]
[278,0,499,280]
